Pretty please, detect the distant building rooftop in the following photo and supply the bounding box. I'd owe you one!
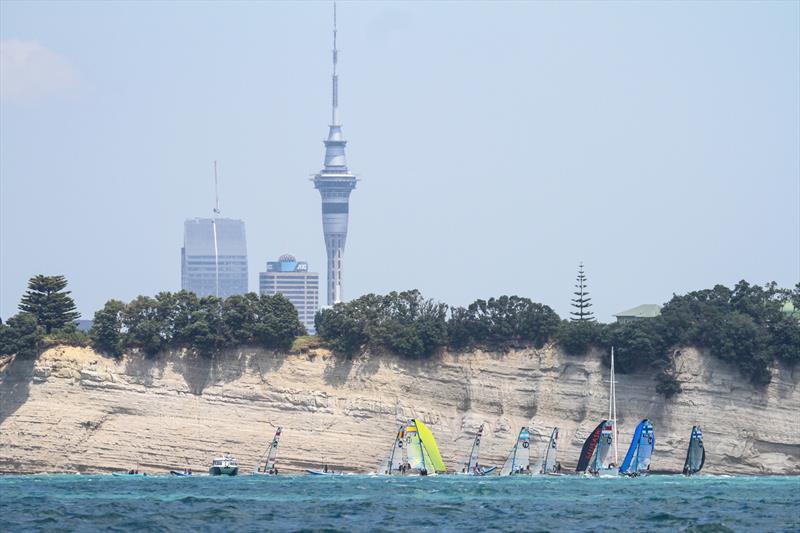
[614,304,662,323]
[782,301,799,320]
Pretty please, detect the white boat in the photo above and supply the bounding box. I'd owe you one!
[252,427,282,475]
[378,425,407,475]
[457,424,497,476]
[378,420,446,476]
[306,468,347,476]
[500,427,532,475]
[576,347,620,477]
[209,453,238,476]
[537,427,561,475]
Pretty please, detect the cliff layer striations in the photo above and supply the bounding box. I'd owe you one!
[0,345,797,475]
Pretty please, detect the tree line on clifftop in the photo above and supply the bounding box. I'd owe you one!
[1,275,798,397]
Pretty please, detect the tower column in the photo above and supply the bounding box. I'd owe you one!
[313,3,358,306]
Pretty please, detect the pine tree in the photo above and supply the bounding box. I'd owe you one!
[18,275,80,333]
[570,263,595,322]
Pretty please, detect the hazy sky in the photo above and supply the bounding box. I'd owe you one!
[1,1,798,323]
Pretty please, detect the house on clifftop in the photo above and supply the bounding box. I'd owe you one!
[614,304,662,324]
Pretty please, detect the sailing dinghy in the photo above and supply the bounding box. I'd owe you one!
[619,419,655,477]
[576,347,620,477]
[252,427,282,475]
[377,419,445,476]
[458,424,496,476]
[405,419,447,476]
[305,466,347,476]
[682,425,705,476]
[538,427,561,474]
[379,425,407,475]
[500,427,531,475]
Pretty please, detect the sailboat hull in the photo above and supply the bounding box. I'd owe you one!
[456,466,497,476]
[594,467,618,478]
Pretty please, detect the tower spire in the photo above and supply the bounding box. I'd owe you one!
[313,1,358,306]
[331,1,339,126]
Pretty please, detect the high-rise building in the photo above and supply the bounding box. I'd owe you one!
[313,4,358,305]
[181,218,248,298]
[259,254,319,334]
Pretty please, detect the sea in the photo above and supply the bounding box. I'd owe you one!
[0,474,797,532]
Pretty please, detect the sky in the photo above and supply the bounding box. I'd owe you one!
[1,0,798,323]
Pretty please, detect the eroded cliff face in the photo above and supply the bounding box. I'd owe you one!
[0,345,797,475]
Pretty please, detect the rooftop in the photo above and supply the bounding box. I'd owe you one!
[613,304,663,318]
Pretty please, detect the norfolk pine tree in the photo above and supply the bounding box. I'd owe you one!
[570,263,595,322]
[18,275,80,333]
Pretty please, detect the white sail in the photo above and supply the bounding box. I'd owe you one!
[381,425,406,475]
[265,427,282,470]
[254,426,282,473]
[541,427,559,474]
[500,427,531,475]
[588,422,614,473]
[462,424,484,474]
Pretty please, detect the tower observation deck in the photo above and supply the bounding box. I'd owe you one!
[313,2,357,305]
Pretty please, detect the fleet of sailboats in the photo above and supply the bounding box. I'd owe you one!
[159,347,706,477]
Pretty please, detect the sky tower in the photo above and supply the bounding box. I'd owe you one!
[313,2,357,305]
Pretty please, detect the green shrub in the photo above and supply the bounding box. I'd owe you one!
[447,296,560,350]
[0,313,44,358]
[555,320,603,356]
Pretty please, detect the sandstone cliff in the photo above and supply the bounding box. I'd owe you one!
[0,345,797,475]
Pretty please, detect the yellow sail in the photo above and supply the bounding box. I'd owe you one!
[412,419,446,473]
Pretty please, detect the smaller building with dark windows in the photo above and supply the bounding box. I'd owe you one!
[259,254,319,334]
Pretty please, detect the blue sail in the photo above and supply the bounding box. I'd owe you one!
[619,419,655,475]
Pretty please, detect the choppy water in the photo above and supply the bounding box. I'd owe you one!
[0,474,797,532]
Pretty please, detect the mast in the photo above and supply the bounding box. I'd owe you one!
[331,1,339,125]
[610,347,619,465]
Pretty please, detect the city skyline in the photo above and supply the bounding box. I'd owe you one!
[1,2,798,323]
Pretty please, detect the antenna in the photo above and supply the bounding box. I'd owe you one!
[331,1,339,125]
[213,160,221,215]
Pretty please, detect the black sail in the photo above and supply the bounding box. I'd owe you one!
[576,420,606,473]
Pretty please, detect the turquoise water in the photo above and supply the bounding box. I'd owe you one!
[0,474,798,532]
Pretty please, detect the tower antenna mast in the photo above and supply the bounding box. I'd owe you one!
[213,160,221,216]
[331,1,339,125]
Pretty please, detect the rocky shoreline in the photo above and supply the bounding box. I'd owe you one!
[0,345,797,475]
